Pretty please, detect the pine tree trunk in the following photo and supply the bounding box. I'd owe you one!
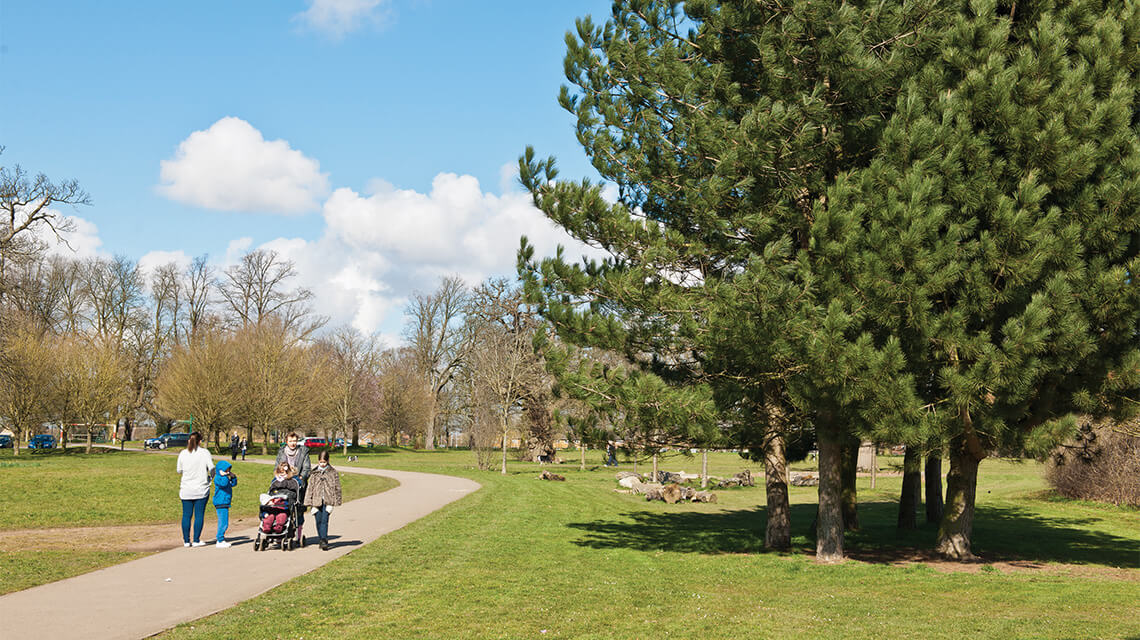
[840,436,859,531]
[763,430,791,550]
[580,442,585,471]
[897,444,921,530]
[652,453,658,482]
[701,449,708,489]
[815,421,844,563]
[925,446,944,524]
[936,437,982,559]
[85,427,93,454]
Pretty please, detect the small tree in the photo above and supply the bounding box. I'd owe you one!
[52,335,129,453]
[0,317,56,454]
[155,327,238,444]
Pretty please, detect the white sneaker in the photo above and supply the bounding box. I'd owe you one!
[215,540,231,548]
[191,541,206,547]
[183,543,191,547]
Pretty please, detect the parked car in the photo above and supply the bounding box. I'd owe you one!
[0,435,12,448]
[302,437,328,449]
[144,433,191,450]
[334,438,345,447]
[28,434,56,450]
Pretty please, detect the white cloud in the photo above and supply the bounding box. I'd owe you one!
[294,0,389,38]
[158,117,329,215]
[35,212,105,259]
[138,250,192,277]
[233,171,604,336]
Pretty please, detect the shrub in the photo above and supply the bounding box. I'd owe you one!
[1047,419,1140,507]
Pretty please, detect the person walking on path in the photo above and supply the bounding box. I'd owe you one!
[304,450,343,550]
[240,437,247,460]
[176,432,213,547]
[230,433,240,461]
[212,460,238,548]
[276,433,311,543]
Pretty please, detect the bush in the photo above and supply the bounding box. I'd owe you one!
[1047,419,1140,507]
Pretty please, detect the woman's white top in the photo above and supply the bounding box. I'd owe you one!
[176,447,214,500]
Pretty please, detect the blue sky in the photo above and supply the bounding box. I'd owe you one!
[0,0,611,342]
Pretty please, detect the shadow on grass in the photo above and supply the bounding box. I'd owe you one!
[568,500,1140,567]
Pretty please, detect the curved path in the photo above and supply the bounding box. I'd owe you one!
[0,458,480,640]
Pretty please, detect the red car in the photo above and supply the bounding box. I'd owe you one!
[302,437,328,449]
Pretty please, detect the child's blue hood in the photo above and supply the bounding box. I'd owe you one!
[216,460,232,473]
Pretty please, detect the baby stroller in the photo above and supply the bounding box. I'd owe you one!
[254,487,305,551]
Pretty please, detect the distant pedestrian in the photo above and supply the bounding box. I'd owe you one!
[240,438,247,460]
[304,450,342,551]
[212,460,238,548]
[176,432,213,547]
[230,433,240,461]
[606,442,617,467]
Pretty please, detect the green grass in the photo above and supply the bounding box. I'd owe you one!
[147,448,1140,640]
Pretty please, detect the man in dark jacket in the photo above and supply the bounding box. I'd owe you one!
[275,432,311,543]
[230,433,241,461]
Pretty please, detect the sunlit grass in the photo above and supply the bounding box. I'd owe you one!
[154,448,1140,640]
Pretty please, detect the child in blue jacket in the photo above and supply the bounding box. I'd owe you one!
[212,460,238,548]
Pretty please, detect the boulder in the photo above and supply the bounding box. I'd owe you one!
[615,471,643,481]
[617,475,641,489]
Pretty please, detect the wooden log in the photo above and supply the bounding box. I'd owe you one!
[539,469,565,481]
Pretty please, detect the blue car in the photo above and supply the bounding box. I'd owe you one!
[0,435,12,448]
[28,434,56,449]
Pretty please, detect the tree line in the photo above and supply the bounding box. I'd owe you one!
[0,169,644,466]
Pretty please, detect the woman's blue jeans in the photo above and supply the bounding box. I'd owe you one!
[313,506,330,540]
[181,496,208,543]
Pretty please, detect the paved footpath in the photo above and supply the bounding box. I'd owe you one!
[0,456,481,640]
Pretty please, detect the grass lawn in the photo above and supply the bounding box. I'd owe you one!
[147,447,1140,640]
[0,447,396,594]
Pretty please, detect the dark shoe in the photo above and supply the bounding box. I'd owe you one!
[320,539,329,551]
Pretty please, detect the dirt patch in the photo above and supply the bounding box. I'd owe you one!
[842,547,1140,581]
[0,518,255,553]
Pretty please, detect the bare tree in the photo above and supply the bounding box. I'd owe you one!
[0,156,88,253]
[316,326,379,453]
[375,347,433,447]
[0,154,90,306]
[120,262,182,440]
[183,254,215,343]
[218,249,325,338]
[405,275,470,449]
[84,256,146,346]
[467,279,546,474]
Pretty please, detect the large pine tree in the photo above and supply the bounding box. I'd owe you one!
[818,0,1140,558]
[520,0,949,561]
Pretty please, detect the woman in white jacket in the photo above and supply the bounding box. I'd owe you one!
[176,432,214,547]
